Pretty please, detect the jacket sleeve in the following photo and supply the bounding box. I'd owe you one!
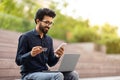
[15,35,32,66]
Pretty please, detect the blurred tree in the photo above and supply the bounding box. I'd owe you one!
[16,0,40,20]
[1,0,120,53]
[100,23,118,43]
[0,0,40,20]
[72,26,100,42]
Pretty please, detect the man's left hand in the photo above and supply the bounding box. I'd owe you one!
[55,47,64,58]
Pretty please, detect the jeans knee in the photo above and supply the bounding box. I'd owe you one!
[64,71,79,80]
[58,72,64,79]
[72,71,79,80]
[53,72,64,80]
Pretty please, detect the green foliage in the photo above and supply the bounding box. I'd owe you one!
[0,0,39,32]
[96,24,118,44]
[1,0,120,54]
[0,12,35,32]
[71,26,100,42]
[48,12,77,40]
[48,10,91,41]
[106,38,120,53]
[0,0,24,17]
[0,0,39,20]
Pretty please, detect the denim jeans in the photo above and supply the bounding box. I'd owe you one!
[23,71,79,80]
[62,71,79,80]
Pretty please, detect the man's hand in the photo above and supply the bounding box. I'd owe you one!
[55,47,64,58]
[54,43,66,58]
[31,46,43,57]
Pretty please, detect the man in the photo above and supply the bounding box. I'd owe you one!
[15,8,79,80]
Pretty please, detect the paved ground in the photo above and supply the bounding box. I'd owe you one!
[15,76,120,80]
[79,76,120,80]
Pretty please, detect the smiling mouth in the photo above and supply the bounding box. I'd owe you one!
[45,27,49,30]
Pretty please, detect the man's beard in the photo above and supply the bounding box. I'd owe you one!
[39,23,50,34]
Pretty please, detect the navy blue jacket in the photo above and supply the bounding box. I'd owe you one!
[15,29,59,78]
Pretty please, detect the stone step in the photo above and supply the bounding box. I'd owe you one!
[1,29,120,79]
[0,59,20,78]
[79,76,120,80]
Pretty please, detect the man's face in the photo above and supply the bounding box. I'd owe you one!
[38,16,53,34]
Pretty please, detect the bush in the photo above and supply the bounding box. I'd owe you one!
[0,12,35,32]
[106,38,120,54]
[71,26,100,42]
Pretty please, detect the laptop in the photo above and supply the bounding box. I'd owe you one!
[44,54,80,72]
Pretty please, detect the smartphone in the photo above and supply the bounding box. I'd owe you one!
[54,43,67,52]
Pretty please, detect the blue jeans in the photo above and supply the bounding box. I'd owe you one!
[23,71,79,80]
[62,71,79,80]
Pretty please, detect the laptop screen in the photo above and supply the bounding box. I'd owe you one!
[58,54,80,72]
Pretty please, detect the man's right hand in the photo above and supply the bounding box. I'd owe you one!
[31,46,43,57]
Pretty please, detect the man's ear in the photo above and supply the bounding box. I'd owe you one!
[36,19,40,24]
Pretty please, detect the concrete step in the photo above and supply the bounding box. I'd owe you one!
[79,76,120,80]
[1,29,120,79]
[0,59,20,77]
[13,76,120,80]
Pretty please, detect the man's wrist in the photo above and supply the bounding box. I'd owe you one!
[55,54,60,58]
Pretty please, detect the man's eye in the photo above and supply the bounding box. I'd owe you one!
[42,20,53,25]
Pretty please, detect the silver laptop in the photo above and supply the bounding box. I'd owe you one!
[58,54,80,72]
[44,54,80,72]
